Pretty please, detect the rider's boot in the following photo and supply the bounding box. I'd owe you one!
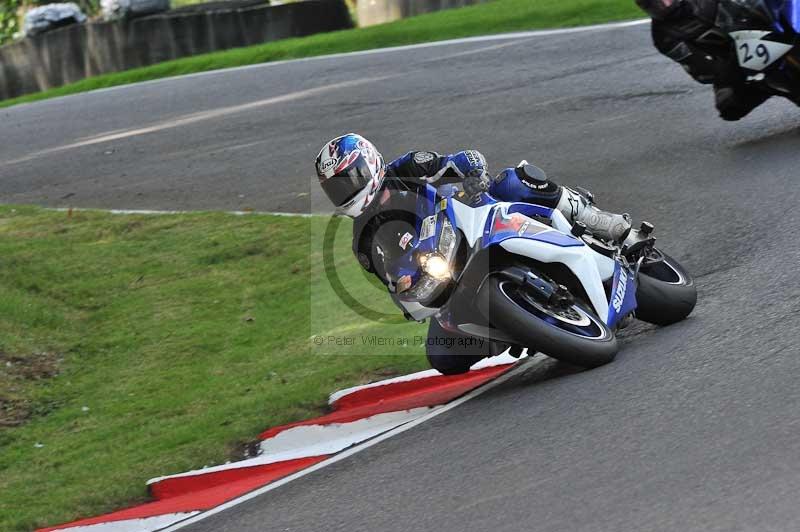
[556,187,631,244]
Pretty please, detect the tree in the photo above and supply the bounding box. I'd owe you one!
[0,0,24,45]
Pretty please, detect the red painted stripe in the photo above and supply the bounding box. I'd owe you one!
[149,456,327,500]
[331,365,512,410]
[259,365,510,440]
[37,456,328,531]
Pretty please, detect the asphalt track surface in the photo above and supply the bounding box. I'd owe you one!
[4,21,800,532]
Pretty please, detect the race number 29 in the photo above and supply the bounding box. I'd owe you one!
[730,30,792,71]
[739,42,770,66]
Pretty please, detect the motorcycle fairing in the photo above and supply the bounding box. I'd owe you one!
[415,184,451,256]
[606,262,638,328]
[449,195,616,321]
[707,0,800,87]
[758,0,800,33]
[717,0,784,31]
[498,237,613,322]
[482,204,584,250]
[387,186,441,293]
[395,184,630,324]
[390,185,461,305]
[782,0,800,32]
[729,29,794,70]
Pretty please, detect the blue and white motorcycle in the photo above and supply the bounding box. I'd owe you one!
[388,167,696,375]
[701,0,800,101]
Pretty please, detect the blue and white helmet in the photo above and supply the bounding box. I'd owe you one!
[316,133,385,218]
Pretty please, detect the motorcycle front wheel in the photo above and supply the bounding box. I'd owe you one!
[476,273,618,369]
[425,319,486,375]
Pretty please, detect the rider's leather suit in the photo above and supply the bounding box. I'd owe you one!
[650,0,770,120]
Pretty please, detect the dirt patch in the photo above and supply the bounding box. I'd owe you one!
[0,393,32,427]
[0,351,61,380]
[0,351,61,427]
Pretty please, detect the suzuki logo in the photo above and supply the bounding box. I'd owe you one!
[612,268,628,313]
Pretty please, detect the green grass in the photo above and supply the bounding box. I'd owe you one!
[0,0,642,108]
[0,206,428,532]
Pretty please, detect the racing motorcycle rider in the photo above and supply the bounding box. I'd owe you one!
[315,133,632,372]
[637,0,770,120]
[316,133,631,285]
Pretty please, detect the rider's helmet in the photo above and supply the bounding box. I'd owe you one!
[316,133,386,218]
[635,0,682,19]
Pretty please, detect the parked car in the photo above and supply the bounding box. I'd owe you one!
[23,3,87,37]
[101,0,171,20]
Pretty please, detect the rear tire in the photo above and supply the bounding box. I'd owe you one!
[635,252,697,326]
[477,274,617,369]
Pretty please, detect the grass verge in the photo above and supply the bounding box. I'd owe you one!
[0,0,643,109]
[0,205,428,531]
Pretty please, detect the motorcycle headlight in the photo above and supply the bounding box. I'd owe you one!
[420,253,451,280]
[405,274,443,301]
[401,216,459,304]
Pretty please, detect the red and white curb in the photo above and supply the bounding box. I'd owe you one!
[40,353,533,532]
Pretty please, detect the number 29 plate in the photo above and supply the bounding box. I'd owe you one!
[730,30,793,71]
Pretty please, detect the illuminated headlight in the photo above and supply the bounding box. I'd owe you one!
[401,217,459,304]
[421,253,451,280]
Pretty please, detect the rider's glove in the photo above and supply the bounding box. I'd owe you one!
[463,168,490,199]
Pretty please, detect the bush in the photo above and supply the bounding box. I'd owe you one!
[0,0,23,45]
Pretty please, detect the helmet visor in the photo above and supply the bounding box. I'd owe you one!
[320,158,375,207]
[636,0,677,18]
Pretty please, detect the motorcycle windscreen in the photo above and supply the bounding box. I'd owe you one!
[716,0,782,31]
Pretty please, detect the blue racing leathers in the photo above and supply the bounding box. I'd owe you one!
[385,150,488,182]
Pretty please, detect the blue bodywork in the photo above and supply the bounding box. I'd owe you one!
[781,0,800,32]
[766,0,800,32]
[482,203,584,249]
[390,183,639,328]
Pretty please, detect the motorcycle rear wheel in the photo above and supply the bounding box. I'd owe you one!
[635,251,697,326]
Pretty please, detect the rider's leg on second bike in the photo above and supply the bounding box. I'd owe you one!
[714,83,770,121]
[711,55,770,121]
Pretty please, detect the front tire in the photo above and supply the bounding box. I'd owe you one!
[425,319,486,375]
[635,251,697,326]
[476,274,618,369]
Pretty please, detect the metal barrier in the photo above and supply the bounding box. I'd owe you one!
[0,0,352,100]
